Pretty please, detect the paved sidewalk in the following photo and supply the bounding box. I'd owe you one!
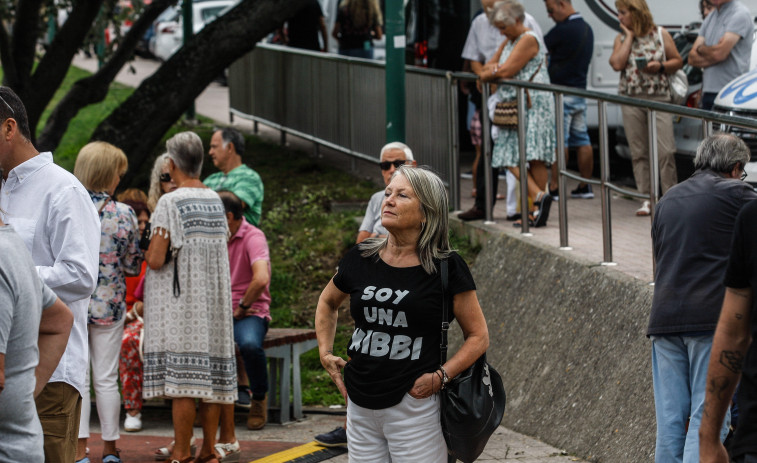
[85,404,586,462]
[72,53,601,462]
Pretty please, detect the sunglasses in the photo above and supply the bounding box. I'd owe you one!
[380,159,407,171]
[159,173,172,183]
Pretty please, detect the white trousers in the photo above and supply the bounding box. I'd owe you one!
[346,394,448,463]
[78,319,124,441]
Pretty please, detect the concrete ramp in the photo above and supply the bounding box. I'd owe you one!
[451,224,656,462]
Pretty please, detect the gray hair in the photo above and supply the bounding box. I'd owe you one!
[219,127,245,157]
[166,131,204,178]
[147,153,170,212]
[487,0,525,26]
[693,132,751,173]
[359,166,452,274]
[380,141,414,161]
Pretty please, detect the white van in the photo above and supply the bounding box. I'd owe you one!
[712,63,757,183]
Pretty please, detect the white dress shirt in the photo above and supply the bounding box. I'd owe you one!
[0,152,100,397]
[462,11,545,63]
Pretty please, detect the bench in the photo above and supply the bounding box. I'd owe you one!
[263,328,318,424]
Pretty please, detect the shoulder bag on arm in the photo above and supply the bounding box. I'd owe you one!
[438,259,506,463]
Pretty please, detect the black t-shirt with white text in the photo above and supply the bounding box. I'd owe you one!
[333,246,476,410]
[723,199,757,457]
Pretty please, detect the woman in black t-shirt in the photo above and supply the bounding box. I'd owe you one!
[315,166,489,461]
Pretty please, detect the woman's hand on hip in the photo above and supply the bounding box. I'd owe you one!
[408,371,442,399]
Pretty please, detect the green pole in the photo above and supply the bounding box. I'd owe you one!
[183,0,196,120]
[384,0,405,143]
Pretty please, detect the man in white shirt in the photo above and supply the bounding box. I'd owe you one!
[0,86,100,463]
[458,0,544,221]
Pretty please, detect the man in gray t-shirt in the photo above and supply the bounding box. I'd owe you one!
[356,142,417,243]
[0,224,72,461]
[689,0,753,110]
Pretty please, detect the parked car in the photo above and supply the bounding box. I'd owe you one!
[150,0,235,61]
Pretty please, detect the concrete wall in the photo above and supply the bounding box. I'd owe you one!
[449,220,656,462]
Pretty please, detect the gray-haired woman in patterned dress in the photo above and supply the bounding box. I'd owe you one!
[144,131,235,463]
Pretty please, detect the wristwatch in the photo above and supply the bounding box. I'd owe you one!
[238,301,251,310]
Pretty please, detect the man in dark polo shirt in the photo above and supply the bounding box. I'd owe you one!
[543,0,594,200]
[650,133,757,462]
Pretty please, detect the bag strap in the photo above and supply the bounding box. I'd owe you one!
[97,196,111,217]
[440,259,449,365]
[659,26,666,62]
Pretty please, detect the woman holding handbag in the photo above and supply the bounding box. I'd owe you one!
[609,0,682,216]
[315,166,489,462]
[480,0,556,228]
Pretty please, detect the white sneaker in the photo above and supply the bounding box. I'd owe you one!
[636,200,651,216]
[124,412,142,432]
[214,440,241,462]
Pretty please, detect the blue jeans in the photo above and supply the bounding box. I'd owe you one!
[651,334,730,463]
[234,315,269,397]
[339,47,374,59]
[562,96,591,147]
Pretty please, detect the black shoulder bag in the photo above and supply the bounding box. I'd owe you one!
[439,259,506,463]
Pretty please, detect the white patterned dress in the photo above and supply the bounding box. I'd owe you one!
[490,30,556,168]
[143,187,236,403]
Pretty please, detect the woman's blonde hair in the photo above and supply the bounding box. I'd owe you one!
[359,166,452,274]
[616,0,655,37]
[73,141,127,192]
[340,0,383,29]
[147,153,170,212]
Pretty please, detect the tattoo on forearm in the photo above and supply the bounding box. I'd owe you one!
[707,376,732,401]
[719,350,744,374]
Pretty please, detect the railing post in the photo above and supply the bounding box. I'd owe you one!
[481,83,494,223]
[447,72,461,211]
[555,92,569,248]
[517,86,531,234]
[702,119,712,138]
[647,109,660,212]
[598,101,614,264]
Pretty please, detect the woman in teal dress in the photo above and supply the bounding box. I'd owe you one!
[481,0,556,227]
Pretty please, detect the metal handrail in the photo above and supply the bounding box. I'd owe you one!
[229,44,757,270]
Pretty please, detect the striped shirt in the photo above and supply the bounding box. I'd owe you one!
[204,164,264,226]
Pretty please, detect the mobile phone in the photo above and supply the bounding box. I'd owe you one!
[635,57,648,70]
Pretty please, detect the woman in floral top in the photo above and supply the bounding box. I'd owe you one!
[73,141,142,463]
[609,0,683,216]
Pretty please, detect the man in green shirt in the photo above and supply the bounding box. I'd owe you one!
[204,128,264,226]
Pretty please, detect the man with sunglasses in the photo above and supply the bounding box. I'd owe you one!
[0,86,100,462]
[356,142,417,244]
[205,127,264,226]
[648,133,756,462]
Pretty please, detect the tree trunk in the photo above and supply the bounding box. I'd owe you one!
[11,0,105,138]
[36,0,176,152]
[91,0,309,187]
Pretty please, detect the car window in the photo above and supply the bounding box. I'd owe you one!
[200,6,227,23]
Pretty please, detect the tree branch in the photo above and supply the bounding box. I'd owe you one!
[91,0,310,187]
[23,0,105,136]
[36,0,175,151]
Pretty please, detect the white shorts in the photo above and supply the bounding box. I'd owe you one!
[346,393,448,462]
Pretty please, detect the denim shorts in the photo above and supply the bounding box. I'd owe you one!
[561,96,591,147]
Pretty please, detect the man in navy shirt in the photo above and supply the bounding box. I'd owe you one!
[543,0,595,200]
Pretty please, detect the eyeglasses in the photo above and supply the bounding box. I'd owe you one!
[0,94,14,115]
[159,173,172,183]
[741,170,748,181]
[379,159,407,171]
